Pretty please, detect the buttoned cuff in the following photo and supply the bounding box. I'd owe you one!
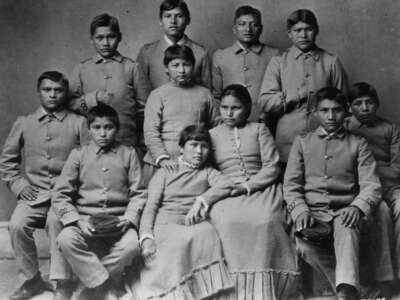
[10,178,31,198]
[123,210,140,229]
[59,210,81,226]
[351,197,374,218]
[139,233,154,248]
[196,196,209,212]
[155,154,170,166]
[288,202,310,221]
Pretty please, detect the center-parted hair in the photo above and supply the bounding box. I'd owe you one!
[178,125,211,148]
[159,0,191,23]
[347,82,379,106]
[87,103,120,130]
[234,5,262,24]
[163,45,196,66]
[315,87,349,111]
[90,13,121,36]
[287,9,319,33]
[37,71,69,91]
[221,84,252,120]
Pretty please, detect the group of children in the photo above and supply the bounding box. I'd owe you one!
[1,0,399,300]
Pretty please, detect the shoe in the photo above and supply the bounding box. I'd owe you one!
[337,284,358,300]
[53,280,74,300]
[376,281,392,299]
[9,274,53,300]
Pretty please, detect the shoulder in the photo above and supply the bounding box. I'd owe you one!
[317,47,341,63]
[261,43,280,55]
[213,44,233,58]
[139,40,161,53]
[187,38,207,51]
[79,57,93,64]
[209,124,225,136]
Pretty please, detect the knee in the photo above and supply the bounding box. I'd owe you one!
[389,199,400,222]
[56,227,78,252]
[115,230,140,257]
[8,214,29,237]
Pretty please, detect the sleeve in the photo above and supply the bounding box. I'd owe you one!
[258,55,285,114]
[351,138,382,217]
[331,56,349,93]
[201,168,234,206]
[51,149,81,225]
[68,64,98,115]
[77,117,90,146]
[206,90,221,128]
[138,169,165,237]
[0,117,30,197]
[211,51,223,101]
[283,136,310,221]
[123,148,148,228]
[245,124,280,193]
[377,124,400,185]
[198,50,212,89]
[143,90,170,163]
[136,46,150,84]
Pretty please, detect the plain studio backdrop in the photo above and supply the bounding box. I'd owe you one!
[0,0,399,220]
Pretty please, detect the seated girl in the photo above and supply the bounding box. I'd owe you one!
[208,84,300,299]
[129,125,234,299]
[143,45,219,181]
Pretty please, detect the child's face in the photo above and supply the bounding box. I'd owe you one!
[180,140,210,167]
[160,7,188,38]
[166,58,193,86]
[38,79,67,113]
[89,117,118,148]
[351,96,378,123]
[91,26,121,59]
[315,99,345,133]
[233,14,262,46]
[288,21,317,52]
[220,95,248,127]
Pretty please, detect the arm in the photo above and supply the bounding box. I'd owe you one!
[77,117,90,146]
[283,137,311,221]
[199,50,212,89]
[68,64,98,115]
[51,149,81,226]
[0,117,31,197]
[136,46,150,85]
[206,91,221,128]
[200,168,235,207]
[211,51,223,101]
[244,124,280,193]
[330,56,349,93]
[351,138,381,217]
[378,124,400,184]
[143,91,170,164]
[123,148,148,229]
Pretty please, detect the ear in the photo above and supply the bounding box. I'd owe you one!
[179,146,184,154]
[118,32,122,42]
[259,24,263,35]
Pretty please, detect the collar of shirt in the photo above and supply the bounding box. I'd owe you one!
[290,45,321,61]
[162,34,190,52]
[317,126,346,139]
[93,52,123,64]
[88,140,119,155]
[233,41,264,55]
[36,107,67,122]
[178,155,201,169]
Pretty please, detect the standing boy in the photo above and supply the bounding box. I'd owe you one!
[69,13,150,150]
[345,82,400,285]
[137,0,211,90]
[259,9,348,163]
[52,104,146,300]
[283,87,380,299]
[0,71,88,300]
[212,5,278,123]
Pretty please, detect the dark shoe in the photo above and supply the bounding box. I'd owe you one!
[337,283,358,300]
[10,275,53,300]
[53,280,74,300]
[376,281,392,299]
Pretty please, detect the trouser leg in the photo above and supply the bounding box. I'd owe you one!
[386,187,400,278]
[8,201,48,283]
[46,207,72,280]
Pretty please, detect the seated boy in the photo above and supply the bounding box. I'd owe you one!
[51,104,146,300]
[0,71,88,300]
[69,13,150,150]
[283,87,381,299]
[346,82,400,280]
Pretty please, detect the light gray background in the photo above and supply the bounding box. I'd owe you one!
[0,0,399,220]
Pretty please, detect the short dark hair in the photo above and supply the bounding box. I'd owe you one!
[234,5,262,24]
[159,0,191,23]
[87,103,120,130]
[163,45,195,66]
[221,84,252,120]
[347,82,379,106]
[315,87,348,111]
[37,71,69,91]
[178,125,211,148]
[287,9,319,34]
[90,13,121,36]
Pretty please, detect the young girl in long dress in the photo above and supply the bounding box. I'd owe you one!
[209,84,300,299]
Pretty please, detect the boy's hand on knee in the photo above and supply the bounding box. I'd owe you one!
[77,219,95,237]
[339,206,363,228]
[117,217,131,233]
[141,239,157,265]
[295,211,314,231]
[18,185,39,201]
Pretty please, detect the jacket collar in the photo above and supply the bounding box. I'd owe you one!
[93,52,123,64]
[290,45,321,61]
[37,107,68,122]
[233,41,264,55]
[317,126,346,139]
